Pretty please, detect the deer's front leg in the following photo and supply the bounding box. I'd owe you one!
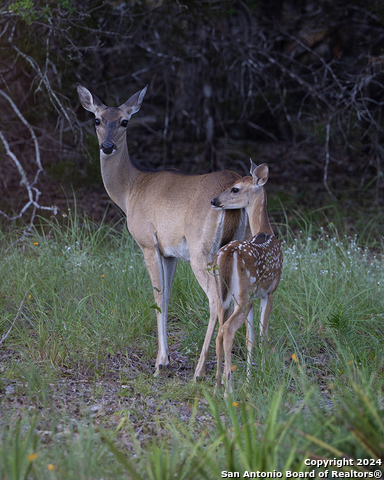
[143,248,177,374]
[215,303,226,389]
[191,257,219,381]
[194,293,218,380]
[215,326,224,389]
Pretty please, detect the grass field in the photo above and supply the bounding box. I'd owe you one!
[0,207,383,479]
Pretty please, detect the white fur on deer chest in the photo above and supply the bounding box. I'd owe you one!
[163,238,190,262]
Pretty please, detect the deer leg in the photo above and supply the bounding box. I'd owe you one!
[259,293,273,369]
[215,302,233,389]
[259,293,273,342]
[194,290,218,380]
[189,255,220,380]
[223,304,252,394]
[158,255,178,368]
[215,308,224,390]
[245,304,255,380]
[143,247,177,374]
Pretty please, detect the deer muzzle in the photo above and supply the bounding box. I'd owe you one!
[211,197,222,209]
[101,142,116,155]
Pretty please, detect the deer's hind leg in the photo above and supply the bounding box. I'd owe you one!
[259,293,273,342]
[245,304,255,380]
[223,303,253,393]
[215,301,234,389]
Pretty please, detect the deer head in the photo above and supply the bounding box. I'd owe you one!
[76,83,148,155]
[211,160,269,210]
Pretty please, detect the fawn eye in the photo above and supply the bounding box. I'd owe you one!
[231,187,239,193]
[121,119,128,127]
[95,118,100,126]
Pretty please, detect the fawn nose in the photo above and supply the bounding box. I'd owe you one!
[101,142,115,155]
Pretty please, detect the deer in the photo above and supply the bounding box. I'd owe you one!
[211,160,283,393]
[76,83,250,379]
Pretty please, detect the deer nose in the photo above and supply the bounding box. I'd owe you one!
[101,142,115,155]
[211,197,223,209]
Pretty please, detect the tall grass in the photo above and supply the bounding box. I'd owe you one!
[0,212,157,375]
[0,209,383,479]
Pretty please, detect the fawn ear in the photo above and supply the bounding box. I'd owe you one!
[77,83,106,114]
[250,159,269,186]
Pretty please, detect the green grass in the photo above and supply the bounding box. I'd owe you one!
[0,209,383,479]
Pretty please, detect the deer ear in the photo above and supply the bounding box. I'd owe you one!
[120,85,148,120]
[250,159,269,186]
[249,159,258,177]
[76,83,106,114]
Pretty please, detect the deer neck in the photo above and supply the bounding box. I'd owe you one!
[100,141,142,214]
[247,188,273,236]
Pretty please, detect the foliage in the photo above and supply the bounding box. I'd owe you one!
[1,1,384,225]
[0,209,383,477]
[1,419,37,480]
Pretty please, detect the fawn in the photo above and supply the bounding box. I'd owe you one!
[211,160,283,392]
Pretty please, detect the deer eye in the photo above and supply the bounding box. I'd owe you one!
[231,187,239,193]
[121,119,128,127]
[95,118,100,126]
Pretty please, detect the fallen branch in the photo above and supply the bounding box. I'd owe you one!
[0,291,28,349]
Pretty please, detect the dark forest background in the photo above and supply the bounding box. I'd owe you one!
[1,0,384,231]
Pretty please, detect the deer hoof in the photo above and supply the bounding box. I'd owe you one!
[154,363,170,376]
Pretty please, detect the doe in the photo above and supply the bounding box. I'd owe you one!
[76,83,249,378]
[211,160,283,393]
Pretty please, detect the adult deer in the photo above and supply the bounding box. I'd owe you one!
[211,161,283,393]
[76,83,249,378]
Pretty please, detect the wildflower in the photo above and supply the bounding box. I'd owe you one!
[291,353,298,363]
[34,242,39,246]
[232,402,239,407]
[348,360,353,365]
[101,274,105,278]
[47,464,55,471]
[230,365,237,371]
[27,453,38,461]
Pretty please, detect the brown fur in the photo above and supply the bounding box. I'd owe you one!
[77,84,250,378]
[212,163,283,393]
